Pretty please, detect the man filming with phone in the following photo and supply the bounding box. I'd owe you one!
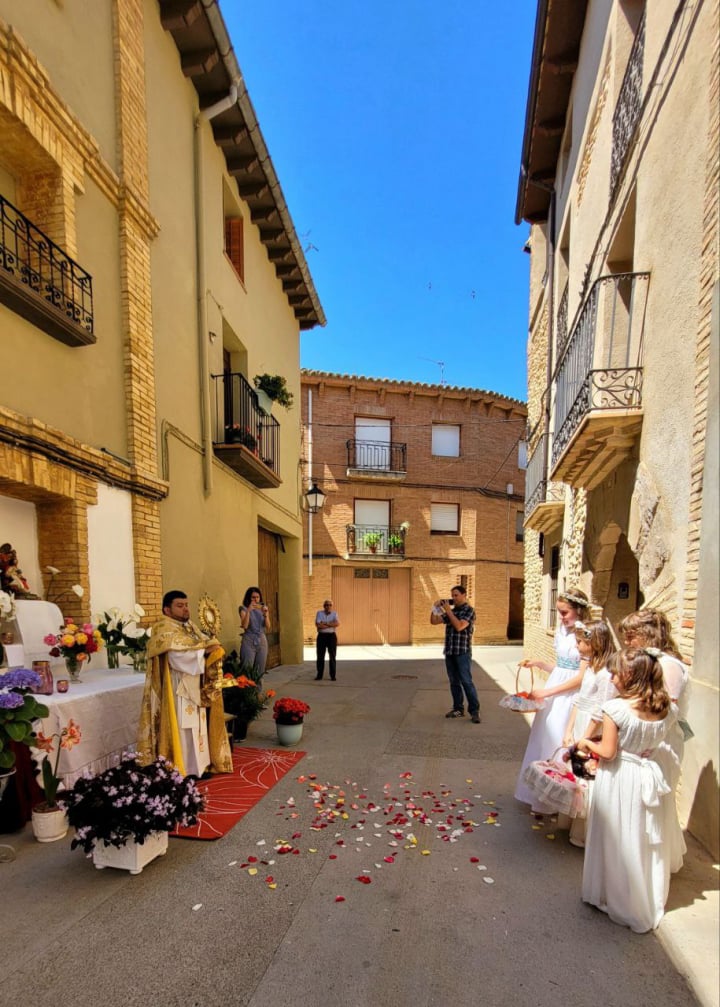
[430,586,481,723]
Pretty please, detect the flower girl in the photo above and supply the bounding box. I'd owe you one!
[578,647,682,933]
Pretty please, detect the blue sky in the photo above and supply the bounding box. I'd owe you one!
[224,3,536,402]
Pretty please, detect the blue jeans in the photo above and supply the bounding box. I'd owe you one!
[445,652,479,715]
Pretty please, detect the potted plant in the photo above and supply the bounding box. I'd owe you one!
[387,533,404,554]
[221,651,276,741]
[44,618,104,681]
[0,667,48,770]
[273,697,310,746]
[30,718,81,842]
[61,755,204,874]
[253,373,294,413]
[364,532,383,554]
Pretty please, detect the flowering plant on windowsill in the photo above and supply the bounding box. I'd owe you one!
[0,668,49,770]
[31,718,82,809]
[273,697,311,725]
[60,755,205,853]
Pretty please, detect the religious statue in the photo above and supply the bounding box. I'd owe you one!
[0,543,38,599]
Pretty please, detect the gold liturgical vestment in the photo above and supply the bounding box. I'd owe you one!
[137,616,232,776]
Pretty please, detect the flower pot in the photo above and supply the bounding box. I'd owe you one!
[255,387,273,415]
[31,803,69,843]
[276,720,304,746]
[65,655,82,682]
[92,831,169,875]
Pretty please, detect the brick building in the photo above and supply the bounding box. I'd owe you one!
[517,1,718,854]
[0,0,323,663]
[300,372,527,645]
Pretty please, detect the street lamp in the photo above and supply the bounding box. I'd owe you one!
[304,482,327,514]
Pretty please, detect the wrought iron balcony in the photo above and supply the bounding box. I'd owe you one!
[346,524,406,558]
[551,272,649,488]
[524,433,565,532]
[556,281,569,360]
[0,194,94,346]
[211,371,281,488]
[346,439,407,480]
[610,12,645,196]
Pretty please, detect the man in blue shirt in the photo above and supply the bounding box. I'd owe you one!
[430,585,481,723]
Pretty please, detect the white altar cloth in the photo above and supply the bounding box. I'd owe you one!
[33,667,144,788]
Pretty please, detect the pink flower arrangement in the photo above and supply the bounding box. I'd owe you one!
[44,619,103,664]
[273,697,311,725]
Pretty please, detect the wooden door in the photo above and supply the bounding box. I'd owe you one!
[332,566,411,644]
[258,526,281,668]
[507,577,524,641]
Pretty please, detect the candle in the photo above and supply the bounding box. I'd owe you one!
[57,679,69,693]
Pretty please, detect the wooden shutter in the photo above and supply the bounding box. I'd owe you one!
[224,217,244,282]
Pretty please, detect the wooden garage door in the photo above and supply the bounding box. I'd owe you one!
[332,566,411,644]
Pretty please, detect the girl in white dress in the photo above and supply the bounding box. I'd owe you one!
[618,609,690,873]
[578,647,681,933]
[562,620,617,846]
[514,588,590,811]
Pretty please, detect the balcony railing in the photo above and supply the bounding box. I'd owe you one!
[552,271,649,471]
[211,371,280,486]
[556,281,569,360]
[346,439,407,475]
[346,524,406,557]
[524,432,566,530]
[610,11,645,196]
[0,194,94,346]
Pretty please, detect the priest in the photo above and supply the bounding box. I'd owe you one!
[137,590,232,778]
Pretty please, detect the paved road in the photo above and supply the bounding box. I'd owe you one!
[1,646,716,1007]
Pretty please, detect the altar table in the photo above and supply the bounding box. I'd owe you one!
[34,667,145,788]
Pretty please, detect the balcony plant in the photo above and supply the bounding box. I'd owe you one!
[364,532,383,553]
[225,424,258,451]
[253,373,294,412]
[61,755,205,872]
[387,533,404,554]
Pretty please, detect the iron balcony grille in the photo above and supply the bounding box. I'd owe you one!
[551,272,649,469]
[346,524,406,556]
[0,193,94,337]
[525,434,549,518]
[556,281,569,361]
[346,439,407,473]
[610,11,645,196]
[211,370,280,476]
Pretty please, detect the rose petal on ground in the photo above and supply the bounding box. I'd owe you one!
[421,850,430,855]
[309,848,318,853]
[546,834,556,840]
[356,875,372,884]
[335,896,346,902]
[248,856,258,863]
[483,877,495,885]
[476,864,487,871]
[256,840,266,846]
[470,857,480,863]
[228,860,238,867]
[268,883,277,890]
[383,856,395,863]
[192,904,202,911]
[248,868,258,876]
[329,854,337,860]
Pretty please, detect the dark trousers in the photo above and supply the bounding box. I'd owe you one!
[316,633,337,679]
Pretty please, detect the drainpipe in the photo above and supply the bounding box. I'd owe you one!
[192,84,240,496]
[307,387,313,577]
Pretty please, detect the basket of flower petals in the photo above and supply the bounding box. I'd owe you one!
[522,751,589,818]
[499,664,546,713]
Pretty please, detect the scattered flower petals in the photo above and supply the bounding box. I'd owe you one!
[355,875,372,884]
[228,860,237,867]
[192,904,202,911]
[335,896,346,902]
[248,868,258,876]
[483,877,495,885]
[268,883,277,890]
[256,839,266,846]
[546,834,556,840]
[470,857,480,863]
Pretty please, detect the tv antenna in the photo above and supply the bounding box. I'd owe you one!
[419,356,446,386]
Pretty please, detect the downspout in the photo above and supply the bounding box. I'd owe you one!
[544,190,556,483]
[307,387,313,577]
[194,83,239,497]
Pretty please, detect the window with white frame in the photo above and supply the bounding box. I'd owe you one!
[430,503,459,534]
[431,424,460,457]
[517,439,528,469]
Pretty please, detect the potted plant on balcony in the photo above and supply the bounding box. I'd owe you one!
[364,532,383,554]
[387,533,404,555]
[253,373,294,414]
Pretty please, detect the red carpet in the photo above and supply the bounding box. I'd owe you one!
[172,746,306,841]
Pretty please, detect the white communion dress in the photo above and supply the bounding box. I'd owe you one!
[514,624,581,811]
[582,698,681,933]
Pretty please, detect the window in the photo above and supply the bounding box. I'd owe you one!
[548,545,560,629]
[354,416,391,470]
[430,503,459,534]
[517,440,528,469]
[431,424,460,457]
[516,511,525,543]
[224,216,244,283]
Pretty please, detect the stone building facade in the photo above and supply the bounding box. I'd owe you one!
[517,0,719,854]
[300,372,527,646]
[0,0,323,663]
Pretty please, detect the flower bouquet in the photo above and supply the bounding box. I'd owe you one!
[121,621,151,673]
[273,697,311,725]
[61,755,205,854]
[0,668,49,770]
[44,619,103,681]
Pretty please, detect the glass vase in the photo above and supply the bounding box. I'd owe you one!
[106,645,121,669]
[64,655,82,682]
[131,651,148,675]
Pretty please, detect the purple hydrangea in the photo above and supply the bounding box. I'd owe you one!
[0,691,25,709]
[0,668,41,691]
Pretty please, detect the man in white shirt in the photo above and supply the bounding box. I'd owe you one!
[315,599,340,681]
